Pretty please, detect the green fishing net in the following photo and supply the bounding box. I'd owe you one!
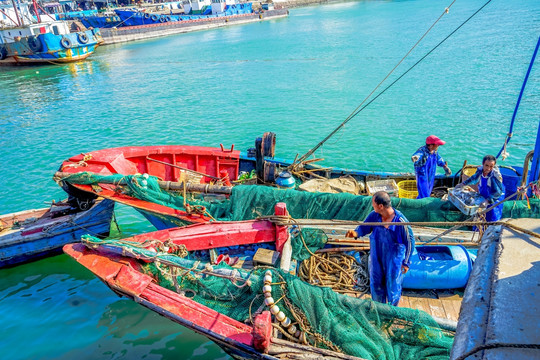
[82,234,454,360]
[62,172,540,225]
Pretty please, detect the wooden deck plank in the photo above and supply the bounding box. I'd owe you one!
[441,299,460,321]
[427,298,447,319]
[398,296,410,308]
[450,300,462,319]
[408,296,431,316]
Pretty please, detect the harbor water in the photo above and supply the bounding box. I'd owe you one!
[1,0,539,358]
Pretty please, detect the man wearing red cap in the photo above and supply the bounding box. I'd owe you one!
[411,135,451,199]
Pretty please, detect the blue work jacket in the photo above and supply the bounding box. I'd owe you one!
[354,209,414,267]
[463,166,505,203]
[412,145,447,178]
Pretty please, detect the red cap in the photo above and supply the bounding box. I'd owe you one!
[426,135,445,145]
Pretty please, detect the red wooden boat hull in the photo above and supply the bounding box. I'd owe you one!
[62,203,365,359]
[57,145,241,226]
[63,242,277,359]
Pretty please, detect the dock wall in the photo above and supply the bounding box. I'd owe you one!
[100,9,289,45]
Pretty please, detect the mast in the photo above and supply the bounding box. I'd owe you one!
[10,0,22,26]
[33,0,41,23]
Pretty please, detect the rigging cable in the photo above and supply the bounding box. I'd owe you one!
[495,35,540,160]
[292,0,493,168]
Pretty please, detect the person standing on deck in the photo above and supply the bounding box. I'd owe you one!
[345,191,414,306]
[411,135,452,199]
[456,155,505,221]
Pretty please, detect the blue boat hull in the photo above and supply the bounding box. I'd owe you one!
[138,209,191,230]
[403,245,473,289]
[0,29,102,65]
[0,199,114,268]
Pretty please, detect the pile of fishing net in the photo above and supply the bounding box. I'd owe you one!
[82,234,454,360]
[61,172,540,224]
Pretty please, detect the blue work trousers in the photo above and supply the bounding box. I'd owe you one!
[416,174,433,199]
[369,238,406,306]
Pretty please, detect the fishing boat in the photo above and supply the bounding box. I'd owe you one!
[63,203,460,360]
[53,130,539,230]
[0,198,114,268]
[113,1,253,26]
[0,0,102,64]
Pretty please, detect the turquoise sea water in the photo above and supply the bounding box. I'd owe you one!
[1,0,539,358]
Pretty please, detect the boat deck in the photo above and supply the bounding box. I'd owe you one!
[357,291,463,323]
[451,219,540,359]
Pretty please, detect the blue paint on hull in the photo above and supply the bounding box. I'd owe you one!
[1,28,102,65]
[0,199,114,268]
[138,209,191,230]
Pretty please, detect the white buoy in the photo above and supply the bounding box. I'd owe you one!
[270,305,280,315]
[287,325,297,335]
[264,297,275,306]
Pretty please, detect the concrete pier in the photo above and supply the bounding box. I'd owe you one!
[100,9,289,45]
[451,219,540,359]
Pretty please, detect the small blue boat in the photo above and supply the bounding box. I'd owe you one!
[0,199,114,268]
[403,245,474,289]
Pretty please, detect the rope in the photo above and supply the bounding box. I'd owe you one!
[455,342,540,360]
[291,218,356,283]
[299,252,361,292]
[292,0,491,167]
[423,181,537,244]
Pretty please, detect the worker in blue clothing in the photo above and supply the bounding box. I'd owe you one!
[345,191,414,306]
[456,155,506,221]
[411,135,452,199]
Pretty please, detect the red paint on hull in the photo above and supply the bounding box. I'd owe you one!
[63,242,269,351]
[58,145,240,224]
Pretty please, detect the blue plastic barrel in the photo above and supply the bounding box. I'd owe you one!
[403,245,473,289]
[499,166,525,200]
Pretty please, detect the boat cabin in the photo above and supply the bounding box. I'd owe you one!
[210,0,236,14]
[182,0,211,14]
[0,20,70,45]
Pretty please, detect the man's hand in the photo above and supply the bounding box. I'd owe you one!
[480,200,490,208]
[345,230,358,238]
[401,265,409,274]
[444,166,452,176]
[411,155,420,163]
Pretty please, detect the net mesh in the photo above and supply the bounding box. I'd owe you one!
[82,235,454,360]
[61,172,540,225]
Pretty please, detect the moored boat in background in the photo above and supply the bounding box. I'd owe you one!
[0,1,102,65]
[0,198,114,268]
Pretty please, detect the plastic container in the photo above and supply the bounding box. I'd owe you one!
[403,245,473,289]
[366,179,399,196]
[499,166,525,200]
[447,187,481,215]
[462,165,478,177]
[397,180,418,199]
[275,171,295,189]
